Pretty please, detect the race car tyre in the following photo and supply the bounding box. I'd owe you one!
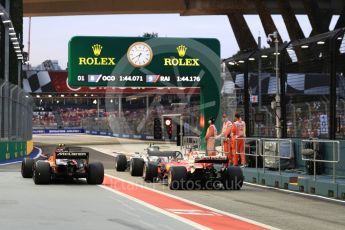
[21,158,34,178]
[33,161,51,184]
[115,154,127,171]
[87,162,104,184]
[224,166,244,190]
[168,166,187,190]
[142,162,158,182]
[130,158,144,176]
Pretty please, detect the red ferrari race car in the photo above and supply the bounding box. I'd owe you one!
[165,153,244,190]
[21,144,104,185]
[125,145,243,190]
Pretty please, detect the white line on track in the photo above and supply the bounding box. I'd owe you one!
[100,184,211,230]
[244,182,345,204]
[102,174,279,230]
[0,147,43,166]
[80,146,124,157]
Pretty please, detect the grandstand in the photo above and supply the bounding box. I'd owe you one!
[26,70,200,138]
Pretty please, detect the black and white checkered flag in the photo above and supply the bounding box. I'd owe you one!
[23,71,53,93]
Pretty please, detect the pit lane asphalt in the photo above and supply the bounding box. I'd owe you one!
[0,147,196,230]
[47,145,345,230]
[2,145,345,230]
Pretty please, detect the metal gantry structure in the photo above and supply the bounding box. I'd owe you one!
[223,28,345,140]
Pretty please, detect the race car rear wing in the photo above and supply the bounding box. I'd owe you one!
[194,156,228,164]
[56,151,89,159]
[148,150,182,158]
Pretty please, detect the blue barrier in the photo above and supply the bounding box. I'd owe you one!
[33,129,85,134]
[85,130,156,140]
[34,129,159,141]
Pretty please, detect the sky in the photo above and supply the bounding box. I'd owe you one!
[22,14,339,69]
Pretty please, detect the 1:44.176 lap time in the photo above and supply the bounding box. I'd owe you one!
[176,76,200,82]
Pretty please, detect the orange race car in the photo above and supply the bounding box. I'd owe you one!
[21,144,104,185]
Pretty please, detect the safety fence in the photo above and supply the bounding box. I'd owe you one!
[0,80,33,141]
[260,138,294,174]
[0,80,33,160]
[301,139,340,182]
[236,137,262,169]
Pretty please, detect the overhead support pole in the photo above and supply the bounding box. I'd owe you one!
[228,13,257,51]
[243,60,250,137]
[3,0,10,139]
[277,0,305,41]
[278,0,304,62]
[254,0,282,45]
[303,0,332,35]
[335,5,345,29]
[266,31,282,138]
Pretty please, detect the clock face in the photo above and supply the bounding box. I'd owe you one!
[127,42,153,67]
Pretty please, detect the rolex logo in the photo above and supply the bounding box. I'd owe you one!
[79,44,115,66]
[92,44,103,56]
[164,45,199,66]
[177,45,187,57]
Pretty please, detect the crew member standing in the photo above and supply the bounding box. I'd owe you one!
[205,118,217,156]
[232,113,246,166]
[218,114,233,163]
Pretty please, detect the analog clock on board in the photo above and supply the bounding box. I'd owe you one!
[127,42,153,67]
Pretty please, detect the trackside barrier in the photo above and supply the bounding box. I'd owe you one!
[33,129,84,134]
[301,139,340,183]
[233,138,293,175]
[0,80,33,161]
[234,137,261,169]
[259,138,293,175]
